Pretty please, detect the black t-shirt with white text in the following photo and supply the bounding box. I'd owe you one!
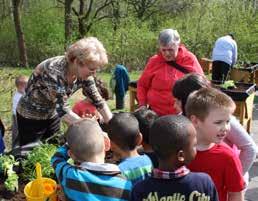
[130,172,218,201]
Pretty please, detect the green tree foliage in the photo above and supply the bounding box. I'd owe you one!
[0,0,257,68]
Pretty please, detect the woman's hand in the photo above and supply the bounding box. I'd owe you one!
[134,105,147,112]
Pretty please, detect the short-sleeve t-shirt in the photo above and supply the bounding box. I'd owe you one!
[130,172,218,201]
[119,155,153,185]
[188,144,245,201]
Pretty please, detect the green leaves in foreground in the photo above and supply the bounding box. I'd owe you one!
[0,154,19,192]
[21,144,57,181]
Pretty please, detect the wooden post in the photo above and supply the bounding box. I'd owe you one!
[234,93,255,133]
[129,86,137,112]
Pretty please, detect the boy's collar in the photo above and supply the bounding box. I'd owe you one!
[152,166,190,179]
[79,161,120,172]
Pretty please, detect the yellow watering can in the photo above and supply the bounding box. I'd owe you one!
[24,163,58,201]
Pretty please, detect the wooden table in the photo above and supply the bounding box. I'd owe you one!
[129,86,137,112]
[230,64,258,88]
[233,93,255,133]
[198,58,213,74]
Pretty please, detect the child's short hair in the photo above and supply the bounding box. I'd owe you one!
[173,73,210,114]
[150,115,194,160]
[133,108,158,144]
[185,87,235,121]
[108,112,140,151]
[66,119,104,161]
[15,75,28,87]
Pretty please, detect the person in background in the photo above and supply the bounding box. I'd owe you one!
[108,112,153,185]
[110,64,130,110]
[51,119,132,200]
[212,34,237,81]
[130,115,218,201]
[12,75,28,148]
[186,88,245,201]
[172,73,257,186]
[137,28,203,116]
[16,37,112,155]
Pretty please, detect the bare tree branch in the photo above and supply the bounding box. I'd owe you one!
[83,0,94,21]
[72,6,79,16]
[56,0,65,5]
[92,0,113,20]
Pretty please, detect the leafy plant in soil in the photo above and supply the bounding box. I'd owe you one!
[220,80,236,89]
[0,154,19,196]
[21,143,57,181]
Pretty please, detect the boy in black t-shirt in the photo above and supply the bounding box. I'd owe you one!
[130,115,218,201]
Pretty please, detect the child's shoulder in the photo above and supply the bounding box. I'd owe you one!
[120,154,152,164]
[187,172,213,183]
[119,154,152,169]
[203,143,241,167]
[212,143,238,158]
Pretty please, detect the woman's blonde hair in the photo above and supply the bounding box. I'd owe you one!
[66,37,108,67]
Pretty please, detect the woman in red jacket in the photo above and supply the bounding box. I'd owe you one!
[137,29,204,116]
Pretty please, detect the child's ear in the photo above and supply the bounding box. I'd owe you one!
[103,132,111,152]
[136,132,143,146]
[68,150,77,161]
[177,150,185,162]
[189,115,199,127]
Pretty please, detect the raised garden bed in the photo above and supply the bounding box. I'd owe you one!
[236,62,258,72]
[211,81,256,101]
[230,63,258,86]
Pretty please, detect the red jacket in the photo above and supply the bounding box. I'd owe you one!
[137,45,203,116]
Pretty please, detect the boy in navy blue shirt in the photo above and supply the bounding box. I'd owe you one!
[130,115,218,201]
[108,112,153,185]
[51,119,132,200]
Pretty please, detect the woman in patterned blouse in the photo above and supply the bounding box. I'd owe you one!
[16,37,112,154]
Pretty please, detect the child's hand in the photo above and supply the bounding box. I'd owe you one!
[82,113,98,121]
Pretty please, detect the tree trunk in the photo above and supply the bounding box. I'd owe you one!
[64,0,73,48]
[78,0,85,38]
[12,0,28,67]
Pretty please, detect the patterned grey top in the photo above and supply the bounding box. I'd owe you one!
[17,56,104,120]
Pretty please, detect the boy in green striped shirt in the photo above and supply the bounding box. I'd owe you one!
[108,112,153,185]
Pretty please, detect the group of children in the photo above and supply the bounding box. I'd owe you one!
[0,72,253,200]
[50,73,252,201]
